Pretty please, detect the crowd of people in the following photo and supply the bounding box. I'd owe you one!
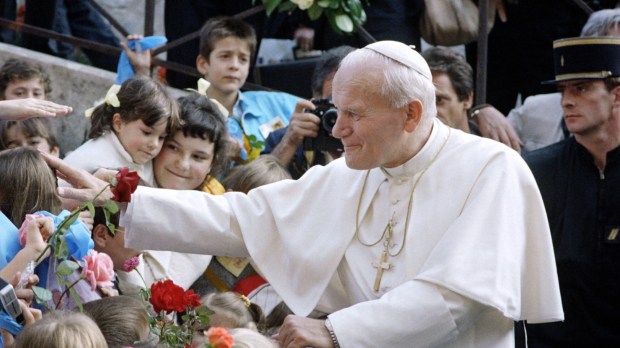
[0,3,619,348]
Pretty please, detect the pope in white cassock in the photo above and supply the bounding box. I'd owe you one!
[48,41,563,348]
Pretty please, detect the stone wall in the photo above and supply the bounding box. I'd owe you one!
[0,41,186,155]
[1,42,116,154]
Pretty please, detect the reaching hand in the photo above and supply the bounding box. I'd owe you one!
[269,99,320,167]
[276,316,334,348]
[0,99,72,121]
[40,152,114,205]
[121,34,151,77]
[474,106,523,152]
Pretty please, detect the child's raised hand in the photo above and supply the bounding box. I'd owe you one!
[0,99,73,121]
[22,216,54,256]
[121,34,151,77]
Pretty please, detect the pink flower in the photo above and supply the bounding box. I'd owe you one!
[81,250,115,291]
[18,214,47,247]
[123,256,140,272]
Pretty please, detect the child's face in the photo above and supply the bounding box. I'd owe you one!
[93,225,142,270]
[4,77,46,100]
[4,125,59,157]
[197,37,251,99]
[112,115,168,165]
[154,132,215,190]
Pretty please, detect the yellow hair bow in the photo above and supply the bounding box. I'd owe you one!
[187,78,230,118]
[85,84,121,118]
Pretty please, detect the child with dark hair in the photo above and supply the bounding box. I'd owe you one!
[0,58,52,100]
[154,92,230,192]
[0,117,60,156]
[0,58,61,156]
[64,76,179,187]
[196,17,299,162]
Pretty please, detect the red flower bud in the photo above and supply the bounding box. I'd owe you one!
[111,167,140,202]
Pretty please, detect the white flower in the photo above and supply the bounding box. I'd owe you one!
[290,0,314,10]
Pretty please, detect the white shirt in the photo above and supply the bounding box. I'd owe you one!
[507,93,565,154]
[122,119,563,347]
[64,131,156,187]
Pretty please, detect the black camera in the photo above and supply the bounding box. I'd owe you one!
[302,98,343,153]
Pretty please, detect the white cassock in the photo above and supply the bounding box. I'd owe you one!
[122,119,563,347]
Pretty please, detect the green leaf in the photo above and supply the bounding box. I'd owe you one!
[103,200,119,214]
[317,0,330,7]
[55,235,69,259]
[307,4,324,20]
[334,14,354,32]
[33,286,52,305]
[56,259,80,277]
[278,1,297,12]
[69,286,83,312]
[264,0,282,15]
[86,202,95,219]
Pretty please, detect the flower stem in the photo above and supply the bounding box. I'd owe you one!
[34,244,51,263]
[55,276,83,310]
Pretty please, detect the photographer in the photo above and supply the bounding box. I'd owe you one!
[263,46,354,179]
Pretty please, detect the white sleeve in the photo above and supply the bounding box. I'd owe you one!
[328,280,486,347]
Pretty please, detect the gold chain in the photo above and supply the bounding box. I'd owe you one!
[355,127,451,257]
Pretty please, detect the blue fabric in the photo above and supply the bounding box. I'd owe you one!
[232,90,298,146]
[0,210,93,291]
[115,36,167,84]
[0,212,20,270]
[0,310,22,338]
[37,210,94,261]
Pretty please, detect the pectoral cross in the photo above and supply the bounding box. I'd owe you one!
[372,219,394,292]
[372,250,391,292]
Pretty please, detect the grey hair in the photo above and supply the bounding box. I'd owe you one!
[339,48,437,119]
[581,8,620,37]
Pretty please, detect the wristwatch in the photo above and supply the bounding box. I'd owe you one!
[324,318,340,348]
[0,277,24,324]
[468,103,492,119]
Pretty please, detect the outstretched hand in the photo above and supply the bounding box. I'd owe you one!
[276,316,334,348]
[40,152,114,206]
[121,34,151,77]
[0,99,72,121]
[474,106,523,152]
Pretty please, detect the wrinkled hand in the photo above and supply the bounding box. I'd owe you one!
[276,316,333,348]
[121,34,151,76]
[0,99,72,121]
[40,152,114,205]
[474,106,522,152]
[294,27,315,51]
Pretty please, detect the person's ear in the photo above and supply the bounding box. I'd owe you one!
[613,85,620,105]
[464,92,474,110]
[404,99,424,132]
[50,145,60,158]
[92,224,109,249]
[112,113,123,133]
[196,55,209,76]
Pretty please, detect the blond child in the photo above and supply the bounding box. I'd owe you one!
[14,311,107,348]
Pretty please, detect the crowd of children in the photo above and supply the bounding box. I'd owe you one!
[0,14,303,348]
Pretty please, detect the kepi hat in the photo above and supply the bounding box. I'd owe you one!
[544,36,620,84]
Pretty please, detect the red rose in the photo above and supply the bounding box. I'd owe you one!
[149,279,186,314]
[111,167,140,202]
[206,327,234,348]
[182,289,201,308]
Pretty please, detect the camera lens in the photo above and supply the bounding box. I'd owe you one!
[322,109,338,132]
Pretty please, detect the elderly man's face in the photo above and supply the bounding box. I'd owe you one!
[331,63,411,170]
